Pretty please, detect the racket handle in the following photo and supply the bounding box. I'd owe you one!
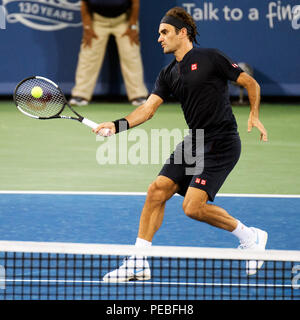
[82,118,99,129]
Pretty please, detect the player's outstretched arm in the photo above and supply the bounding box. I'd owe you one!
[236,72,268,142]
[93,94,163,136]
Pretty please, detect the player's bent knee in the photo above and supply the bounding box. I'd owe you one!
[183,200,207,220]
[146,182,167,202]
[147,178,176,202]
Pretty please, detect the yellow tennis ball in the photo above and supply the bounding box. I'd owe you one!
[31,86,43,99]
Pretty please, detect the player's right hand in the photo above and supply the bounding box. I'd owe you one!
[83,27,98,48]
[93,122,116,137]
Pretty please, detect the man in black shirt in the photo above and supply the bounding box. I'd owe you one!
[94,7,268,281]
[69,0,148,106]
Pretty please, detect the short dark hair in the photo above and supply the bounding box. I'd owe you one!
[165,7,198,43]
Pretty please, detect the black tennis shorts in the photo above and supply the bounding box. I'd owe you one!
[159,134,241,201]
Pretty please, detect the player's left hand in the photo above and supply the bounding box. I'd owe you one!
[122,27,139,45]
[248,115,268,142]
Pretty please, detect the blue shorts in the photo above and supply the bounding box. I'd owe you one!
[158,134,241,201]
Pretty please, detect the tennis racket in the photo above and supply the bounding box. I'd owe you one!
[13,76,99,130]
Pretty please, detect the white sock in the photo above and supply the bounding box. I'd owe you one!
[135,237,152,248]
[129,238,151,266]
[231,220,255,243]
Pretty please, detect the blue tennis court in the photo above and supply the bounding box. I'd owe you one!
[0,193,299,248]
[0,192,299,300]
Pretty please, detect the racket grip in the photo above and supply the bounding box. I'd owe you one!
[82,118,99,129]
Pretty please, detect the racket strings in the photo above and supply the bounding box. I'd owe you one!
[15,78,65,118]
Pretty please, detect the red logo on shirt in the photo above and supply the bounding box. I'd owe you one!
[195,178,207,185]
[232,63,239,68]
[191,63,198,71]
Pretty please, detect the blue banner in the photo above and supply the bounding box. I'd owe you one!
[176,0,300,95]
[0,0,299,96]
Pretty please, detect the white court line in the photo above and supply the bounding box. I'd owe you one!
[0,191,300,198]
[3,278,295,288]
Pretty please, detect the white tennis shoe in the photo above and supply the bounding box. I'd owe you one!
[69,97,88,106]
[103,257,151,282]
[238,227,268,276]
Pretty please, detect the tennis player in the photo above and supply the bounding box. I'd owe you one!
[94,7,268,281]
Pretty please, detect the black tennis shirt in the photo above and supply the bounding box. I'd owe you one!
[152,48,243,140]
[83,0,131,17]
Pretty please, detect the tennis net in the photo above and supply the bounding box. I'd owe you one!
[0,241,299,300]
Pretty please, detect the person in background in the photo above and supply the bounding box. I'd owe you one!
[69,0,148,106]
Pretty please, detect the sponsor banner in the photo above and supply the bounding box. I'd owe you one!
[0,0,299,96]
[3,0,81,31]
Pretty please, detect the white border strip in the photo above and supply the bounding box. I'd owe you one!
[0,191,300,198]
[0,191,147,196]
[3,279,294,288]
[0,241,300,261]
